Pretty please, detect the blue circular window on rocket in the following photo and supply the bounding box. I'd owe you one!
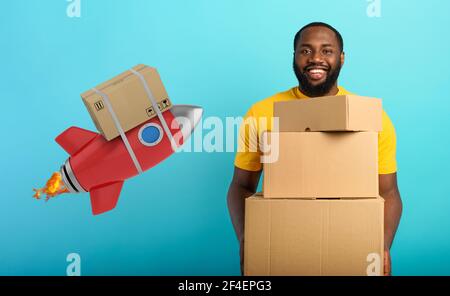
[139,123,163,146]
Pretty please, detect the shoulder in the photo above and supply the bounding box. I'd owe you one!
[381,109,396,134]
[339,86,354,95]
[245,87,296,117]
[342,87,395,131]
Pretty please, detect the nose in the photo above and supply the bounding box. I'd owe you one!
[308,50,324,64]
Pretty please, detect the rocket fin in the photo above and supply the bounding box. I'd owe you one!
[90,181,124,215]
[55,127,98,155]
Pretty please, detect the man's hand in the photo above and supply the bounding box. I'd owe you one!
[384,249,391,276]
[379,173,402,276]
[240,239,244,275]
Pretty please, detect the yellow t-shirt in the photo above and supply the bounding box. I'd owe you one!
[234,86,397,174]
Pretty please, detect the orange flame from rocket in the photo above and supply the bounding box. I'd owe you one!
[33,172,69,201]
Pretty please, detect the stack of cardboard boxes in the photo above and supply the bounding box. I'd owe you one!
[244,95,385,276]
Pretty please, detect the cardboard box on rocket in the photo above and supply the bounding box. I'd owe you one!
[81,64,173,141]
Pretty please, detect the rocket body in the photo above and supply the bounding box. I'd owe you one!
[55,105,202,215]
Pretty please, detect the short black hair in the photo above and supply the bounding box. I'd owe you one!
[293,22,344,52]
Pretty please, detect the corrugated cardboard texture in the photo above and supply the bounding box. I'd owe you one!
[274,95,382,132]
[263,132,379,198]
[81,64,172,141]
[244,195,384,276]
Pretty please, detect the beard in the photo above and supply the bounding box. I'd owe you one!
[293,59,342,97]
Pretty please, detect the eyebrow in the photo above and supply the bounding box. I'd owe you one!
[300,43,336,48]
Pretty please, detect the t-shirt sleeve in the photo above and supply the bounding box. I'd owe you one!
[378,110,397,174]
[234,107,263,171]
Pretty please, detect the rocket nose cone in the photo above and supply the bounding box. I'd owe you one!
[171,105,203,142]
[171,105,203,126]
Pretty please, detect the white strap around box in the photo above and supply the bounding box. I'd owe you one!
[93,87,144,174]
[129,68,177,151]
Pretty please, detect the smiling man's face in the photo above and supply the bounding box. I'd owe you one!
[293,25,345,97]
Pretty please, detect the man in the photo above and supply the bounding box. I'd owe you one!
[227,22,402,276]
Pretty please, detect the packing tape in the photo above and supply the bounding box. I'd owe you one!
[93,88,144,174]
[129,68,177,151]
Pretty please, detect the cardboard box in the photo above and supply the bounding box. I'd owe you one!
[81,64,172,141]
[263,132,378,198]
[244,194,384,276]
[274,95,382,132]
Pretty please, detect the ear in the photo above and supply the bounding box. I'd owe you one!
[340,51,345,67]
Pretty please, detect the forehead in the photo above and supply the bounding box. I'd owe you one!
[298,26,339,47]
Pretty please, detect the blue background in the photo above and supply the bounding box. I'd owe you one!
[0,0,448,275]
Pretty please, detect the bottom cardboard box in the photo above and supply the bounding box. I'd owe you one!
[244,194,384,276]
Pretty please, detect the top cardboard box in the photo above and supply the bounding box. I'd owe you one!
[274,95,382,132]
[81,64,172,141]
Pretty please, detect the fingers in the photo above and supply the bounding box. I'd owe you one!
[240,241,244,276]
[384,250,392,276]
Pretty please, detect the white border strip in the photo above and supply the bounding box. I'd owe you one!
[63,159,87,193]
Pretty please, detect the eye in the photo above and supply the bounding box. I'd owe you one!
[299,48,311,55]
[138,123,163,146]
[322,48,333,55]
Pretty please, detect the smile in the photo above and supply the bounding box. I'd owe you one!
[306,68,328,80]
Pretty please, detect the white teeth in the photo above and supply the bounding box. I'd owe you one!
[309,69,325,74]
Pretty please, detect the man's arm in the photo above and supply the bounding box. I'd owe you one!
[227,166,262,273]
[379,172,403,275]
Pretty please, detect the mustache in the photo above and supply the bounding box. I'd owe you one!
[293,58,342,97]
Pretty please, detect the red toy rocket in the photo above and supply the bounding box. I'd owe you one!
[35,105,202,215]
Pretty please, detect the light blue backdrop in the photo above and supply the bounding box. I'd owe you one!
[0,0,448,275]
